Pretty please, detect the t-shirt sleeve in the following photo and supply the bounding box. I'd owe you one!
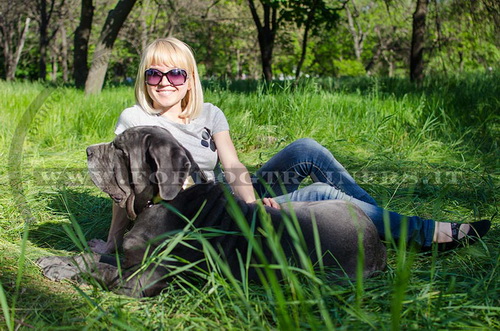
[210,104,230,134]
[115,107,140,135]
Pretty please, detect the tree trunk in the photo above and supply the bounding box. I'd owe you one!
[248,0,277,82]
[4,17,31,80]
[139,0,149,52]
[38,0,49,80]
[84,0,137,95]
[50,51,57,81]
[36,0,64,80]
[410,0,429,82]
[345,2,364,61]
[2,39,13,80]
[295,4,316,80]
[73,0,94,88]
[236,49,241,79]
[258,27,275,82]
[60,24,68,82]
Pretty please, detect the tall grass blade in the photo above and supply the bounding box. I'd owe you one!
[390,215,416,331]
[0,282,13,331]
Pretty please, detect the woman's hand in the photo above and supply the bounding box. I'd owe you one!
[213,130,282,211]
[262,197,281,209]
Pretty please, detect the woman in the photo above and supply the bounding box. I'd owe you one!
[88,37,490,254]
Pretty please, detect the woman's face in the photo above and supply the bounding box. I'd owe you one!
[146,63,191,115]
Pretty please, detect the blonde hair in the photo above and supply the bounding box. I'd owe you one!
[135,37,204,120]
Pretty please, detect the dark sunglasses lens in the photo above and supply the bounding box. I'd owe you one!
[202,131,210,140]
[145,69,162,85]
[167,69,187,86]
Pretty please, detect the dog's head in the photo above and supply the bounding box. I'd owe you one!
[87,126,204,220]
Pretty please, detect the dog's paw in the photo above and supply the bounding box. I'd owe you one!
[87,239,113,254]
[36,256,79,281]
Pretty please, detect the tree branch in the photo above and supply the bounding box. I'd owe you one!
[247,0,262,31]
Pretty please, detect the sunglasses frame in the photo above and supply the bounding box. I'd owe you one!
[144,68,188,86]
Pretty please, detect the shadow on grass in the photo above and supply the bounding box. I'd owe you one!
[29,188,112,252]
[0,255,89,329]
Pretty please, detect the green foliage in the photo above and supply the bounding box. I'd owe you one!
[0,76,498,329]
[280,0,341,32]
[425,0,500,75]
[3,0,499,83]
[334,59,366,77]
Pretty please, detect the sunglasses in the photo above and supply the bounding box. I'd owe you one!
[145,68,188,86]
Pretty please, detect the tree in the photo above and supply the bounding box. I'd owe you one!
[410,0,429,82]
[73,0,94,88]
[247,0,280,81]
[84,0,137,95]
[247,0,342,81]
[2,0,498,82]
[34,0,65,80]
[282,0,341,79]
[186,1,258,79]
[0,0,32,80]
[344,0,365,62]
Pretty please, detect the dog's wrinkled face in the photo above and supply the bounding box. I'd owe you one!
[87,142,130,205]
[86,126,197,220]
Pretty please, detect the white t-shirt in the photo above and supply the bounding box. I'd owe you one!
[115,103,229,181]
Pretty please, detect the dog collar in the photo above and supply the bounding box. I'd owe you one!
[181,175,195,190]
[151,194,163,204]
[146,175,196,207]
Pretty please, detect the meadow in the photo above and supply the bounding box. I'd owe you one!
[0,74,498,330]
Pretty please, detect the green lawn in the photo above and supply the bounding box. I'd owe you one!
[0,75,498,330]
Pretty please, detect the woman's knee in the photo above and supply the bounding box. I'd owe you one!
[286,138,330,157]
[293,138,339,164]
[289,138,321,150]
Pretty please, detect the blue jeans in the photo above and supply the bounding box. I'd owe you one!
[251,138,435,247]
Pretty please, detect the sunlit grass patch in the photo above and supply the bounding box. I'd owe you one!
[0,75,498,329]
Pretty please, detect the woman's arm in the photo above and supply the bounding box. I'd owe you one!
[213,130,280,209]
[213,130,256,203]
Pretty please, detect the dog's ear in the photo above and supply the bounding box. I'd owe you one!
[86,143,136,219]
[113,148,137,220]
[148,141,192,201]
[116,131,159,219]
[124,133,155,201]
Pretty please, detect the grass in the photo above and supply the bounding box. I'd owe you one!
[0,74,498,329]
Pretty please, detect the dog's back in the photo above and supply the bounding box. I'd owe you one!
[120,183,386,292]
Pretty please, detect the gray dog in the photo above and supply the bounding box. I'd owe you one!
[37,126,386,297]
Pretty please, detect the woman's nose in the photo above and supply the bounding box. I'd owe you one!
[159,75,172,86]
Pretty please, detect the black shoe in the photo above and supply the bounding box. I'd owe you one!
[436,219,491,252]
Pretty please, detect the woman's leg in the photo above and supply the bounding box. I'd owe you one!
[273,182,435,247]
[253,138,377,205]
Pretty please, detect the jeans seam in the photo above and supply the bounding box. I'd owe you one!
[279,161,342,190]
[279,161,379,206]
